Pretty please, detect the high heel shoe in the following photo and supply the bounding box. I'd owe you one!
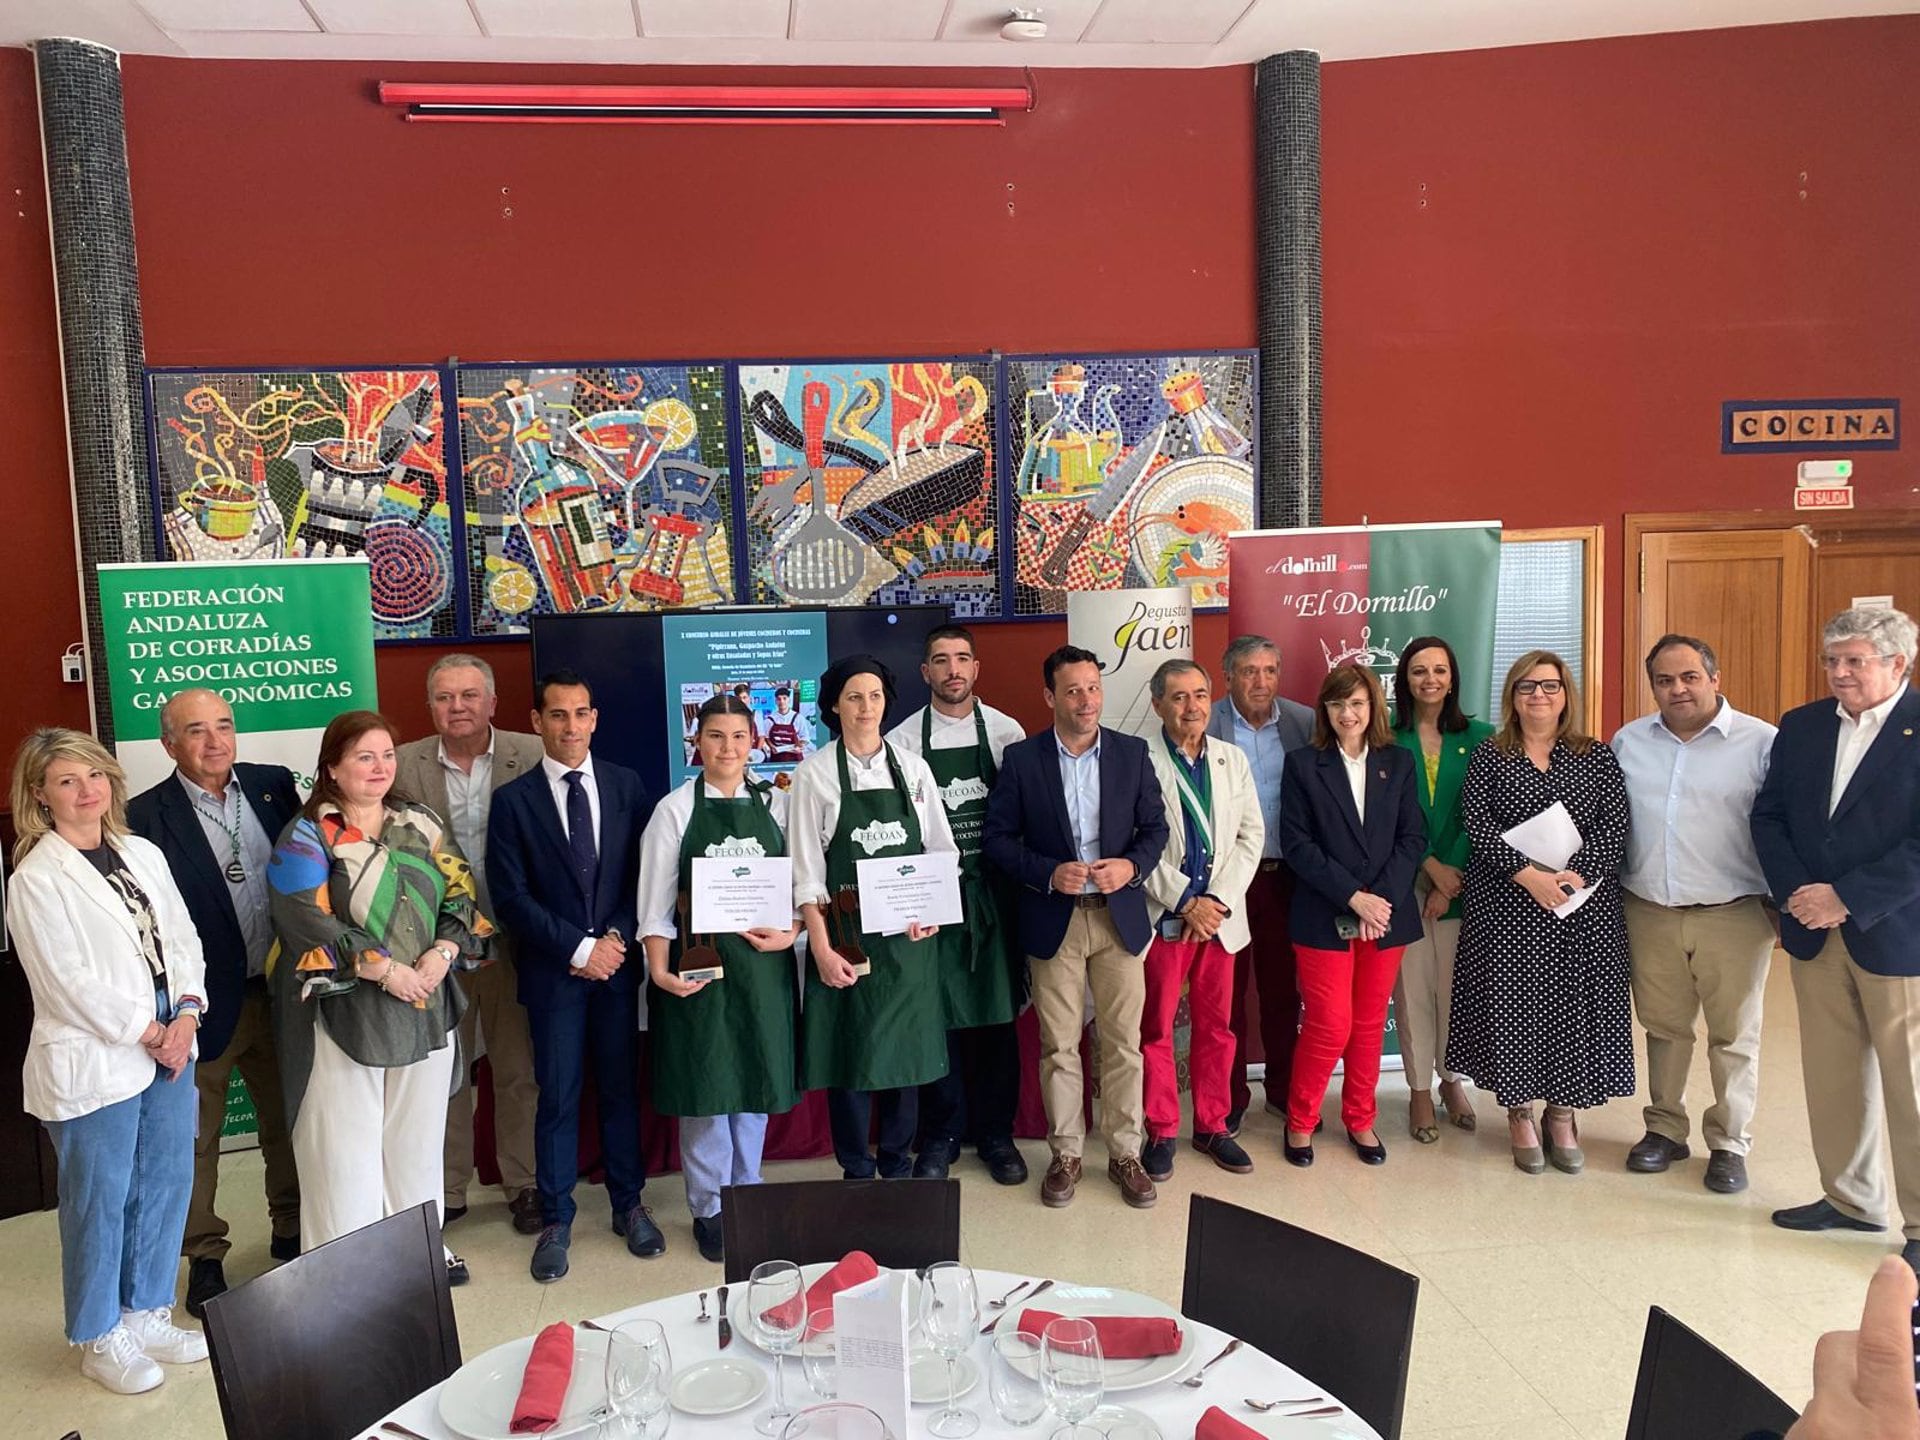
[1542,1105,1585,1174]
[1283,1131,1315,1167]
[1408,1094,1440,1145]
[1440,1079,1478,1132]
[1347,1129,1387,1165]
[1509,1105,1545,1174]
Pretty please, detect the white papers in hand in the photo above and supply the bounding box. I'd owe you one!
[832,1272,911,1438]
[1501,802,1593,920]
[855,850,963,936]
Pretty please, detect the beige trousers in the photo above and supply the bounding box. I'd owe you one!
[183,981,300,1260]
[1791,930,1920,1240]
[1624,893,1777,1155]
[1392,903,1464,1092]
[1031,905,1147,1161]
[442,959,540,1206]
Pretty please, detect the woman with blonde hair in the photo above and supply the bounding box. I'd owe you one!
[1446,651,1635,1174]
[6,728,210,1394]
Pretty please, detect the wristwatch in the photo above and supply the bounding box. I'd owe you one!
[434,941,459,964]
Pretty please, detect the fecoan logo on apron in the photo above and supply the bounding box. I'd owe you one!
[703,835,768,858]
[851,819,909,855]
[939,775,990,811]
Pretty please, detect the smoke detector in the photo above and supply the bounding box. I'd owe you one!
[1002,9,1048,41]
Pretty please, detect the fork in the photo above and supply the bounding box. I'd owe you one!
[379,1423,434,1440]
[989,1277,1035,1310]
[1243,1398,1339,1416]
[1179,1337,1242,1387]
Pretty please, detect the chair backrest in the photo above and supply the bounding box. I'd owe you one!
[203,1202,461,1440]
[720,1178,961,1284]
[1181,1195,1419,1440]
[1624,1306,1800,1440]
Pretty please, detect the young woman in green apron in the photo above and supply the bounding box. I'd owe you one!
[788,656,956,1179]
[639,695,800,1261]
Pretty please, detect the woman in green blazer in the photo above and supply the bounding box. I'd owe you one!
[1391,637,1496,1143]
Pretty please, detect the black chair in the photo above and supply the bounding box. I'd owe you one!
[1624,1306,1800,1439]
[1181,1195,1419,1440]
[203,1202,461,1440]
[720,1178,961,1283]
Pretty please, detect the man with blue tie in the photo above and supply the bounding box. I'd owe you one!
[1751,607,1920,1275]
[489,669,662,1281]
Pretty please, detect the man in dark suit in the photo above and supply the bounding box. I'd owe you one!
[984,645,1169,1210]
[1751,606,1920,1275]
[489,668,661,1281]
[126,688,303,1317]
[1205,634,1317,1133]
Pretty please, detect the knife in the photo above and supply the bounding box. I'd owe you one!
[1036,420,1167,587]
[717,1285,732,1349]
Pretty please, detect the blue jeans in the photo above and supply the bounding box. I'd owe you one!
[679,1112,768,1219]
[45,1055,198,1343]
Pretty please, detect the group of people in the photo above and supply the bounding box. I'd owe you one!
[8,605,1918,1400]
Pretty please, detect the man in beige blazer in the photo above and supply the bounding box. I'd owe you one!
[1140,658,1266,1182]
[396,653,548,1234]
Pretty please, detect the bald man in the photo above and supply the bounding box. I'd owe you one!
[127,689,305,1318]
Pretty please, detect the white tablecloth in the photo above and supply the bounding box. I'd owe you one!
[376,1268,1382,1439]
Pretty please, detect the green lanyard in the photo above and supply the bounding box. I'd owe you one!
[1161,732,1214,862]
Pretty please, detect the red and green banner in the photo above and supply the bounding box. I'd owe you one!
[1227,522,1502,720]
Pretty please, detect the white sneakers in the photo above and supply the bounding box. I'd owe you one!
[78,1308,208,1394]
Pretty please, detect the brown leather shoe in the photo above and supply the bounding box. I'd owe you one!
[509,1187,543,1235]
[1108,1155,1158,1209]
[1041,1154,1082,1208]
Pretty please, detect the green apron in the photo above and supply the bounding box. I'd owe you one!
[650,780,800,1118]
[799,742,950,1092]
[922,707,1018,1030]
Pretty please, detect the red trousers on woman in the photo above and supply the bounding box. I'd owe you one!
[1287,941,1406,1134]
[1142,936,1236,1139]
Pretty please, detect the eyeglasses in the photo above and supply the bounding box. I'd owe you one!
[1513,679,1564,696]
[1821,653,1893,673]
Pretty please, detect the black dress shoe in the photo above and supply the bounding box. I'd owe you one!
[1223,1107,1245,1138]
[443,1203,468,1225]
[1704,1151,1748,1194]
[1193,1132,1254,1174]
[979,1140,1028,1186]
[269,1232,301,1263]
[530,1223,571,1283]
[1347,1130,1387,1165]
[1772,1198,1886,1233]
[1283,1138,1314,1168]
[912,1149,951,1180]
[185,1258,226,1319]
[509,1187,543,1236]
[1626,1132,1691,1173]
[616,1203,667,1258]
[692,1214,725,1264]
[445,1253,470,1287]
[1142,1136,1177,1182]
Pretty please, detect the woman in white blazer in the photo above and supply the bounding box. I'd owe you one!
[7,729,210,1396]
[1140,660,1267,1183]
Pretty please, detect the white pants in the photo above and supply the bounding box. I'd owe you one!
[293,1023,457,1249]
[1392,910,1464,1091]
[679,1113,768,1219]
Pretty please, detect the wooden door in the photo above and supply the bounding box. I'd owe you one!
[1812,529,1920,690]
[1638,529,1814,721]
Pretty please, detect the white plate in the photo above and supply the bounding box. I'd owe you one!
[1090,1403,1163,1439]
[908,1349,980,1404]
[670,1357,768,1416]
[1235,1414,1371,1439]
[728,1262,924,1354]
[989,1284,1199,1393]
[438,1329,609,1440]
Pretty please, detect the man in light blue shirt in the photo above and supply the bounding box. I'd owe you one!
[1612,633,1779,1195]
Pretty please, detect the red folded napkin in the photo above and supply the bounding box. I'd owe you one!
[1015,1308,1183,1360]
[764,1250,881,1329]
[1196,1405,1263,1439]
[510,1322,576,1434]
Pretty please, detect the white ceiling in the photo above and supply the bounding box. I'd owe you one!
[5,0,1916,67]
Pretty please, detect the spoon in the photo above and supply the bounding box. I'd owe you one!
[1243,1399,1339,1416]
[989,1278,1034,1310]
[1179,1337,1242,1387]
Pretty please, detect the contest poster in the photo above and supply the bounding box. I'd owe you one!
[661,611,830,786]
[98,558,378,795]
[1226,522,1502,720]
[1066,587,1194,739]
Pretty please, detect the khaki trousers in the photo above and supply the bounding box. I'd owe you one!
[1624,893,1777,1155]
[1030,905,1147,1161]
[183,980,300,1261]
[1392,901,1464,1092]
[1792,931,1920,1240]
[444,959,540,1206]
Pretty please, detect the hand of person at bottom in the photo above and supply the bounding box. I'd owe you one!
[905,921,939,942]
[1786,1256,1920,1439]
[150,1016,196,1077]
[1422,885,1452,923]
[1088,858,1136,894]
[1051,861,1092,895]
[382,963,435,1005]
[742,924,799,953]
[649,963,708,998]
[813,944,860,988]
[1181,896,1225,940]
[1349,891,1393,932]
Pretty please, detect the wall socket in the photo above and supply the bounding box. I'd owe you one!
[61,643,85,684]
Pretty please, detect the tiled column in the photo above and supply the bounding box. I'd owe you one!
[35,37,154,742]
[1254,51,1322,529]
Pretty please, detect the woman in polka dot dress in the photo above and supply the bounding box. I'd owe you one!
[1445,650,1634,1176]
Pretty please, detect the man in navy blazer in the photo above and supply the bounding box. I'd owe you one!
[488,668,660,1281]
[126,689,303,1317]
[1750,606,1920,1273]
[984,645,1169,1211]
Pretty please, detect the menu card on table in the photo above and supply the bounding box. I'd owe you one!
[831,1271,910,1438]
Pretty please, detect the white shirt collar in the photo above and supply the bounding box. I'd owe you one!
[541,750,596,784]
[436,727,496,772]
[1836,680,1909,730]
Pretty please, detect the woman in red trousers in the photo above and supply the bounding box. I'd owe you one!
[1278,665,1428,1166]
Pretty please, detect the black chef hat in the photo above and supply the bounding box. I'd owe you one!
[817,654,897,736]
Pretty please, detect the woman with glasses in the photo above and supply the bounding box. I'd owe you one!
[1446,650,1634,1174]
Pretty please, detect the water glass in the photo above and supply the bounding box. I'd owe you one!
[986,1330,1048,1427]
[919,1261,981,1438]
[748,1259,806,1436]
[800,1306,838,1399]
[604,1318,672,1438]
[1038,1316,1104,1440]
[778,1400,893,1439]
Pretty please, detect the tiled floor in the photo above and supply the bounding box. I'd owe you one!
[5,953,1898,1439]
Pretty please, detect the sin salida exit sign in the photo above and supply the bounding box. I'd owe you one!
[1723,397,1900,454]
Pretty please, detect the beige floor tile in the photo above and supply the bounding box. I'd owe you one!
[1399,1321,1562,1435]
[1412,1416,1582,1440]
[1558,1406,1633,1440]
[1477,1305,1651,1415]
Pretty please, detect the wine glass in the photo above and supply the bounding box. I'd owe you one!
[1039,1317,1104,1440]
[748,1259,806,1436]
[800,1307,838,1399]
[778,1401,892,1439]
[986,1330,1048,1428]
[604,1318,672,1438]
[918,1261,980,1437]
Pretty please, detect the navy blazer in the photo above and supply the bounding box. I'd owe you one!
[127,761,303,1063]
[487,757,650,1010]
[1277,743,1428,951]
[1750,686,1920,976]
[982,726,1170,957]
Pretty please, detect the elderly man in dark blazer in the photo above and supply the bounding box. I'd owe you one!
[984,645,1169,1212]
[126,688,303,1318]
[1751,606,1920,1274]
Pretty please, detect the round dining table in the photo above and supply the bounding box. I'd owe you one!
[374,1267,1381,1440]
